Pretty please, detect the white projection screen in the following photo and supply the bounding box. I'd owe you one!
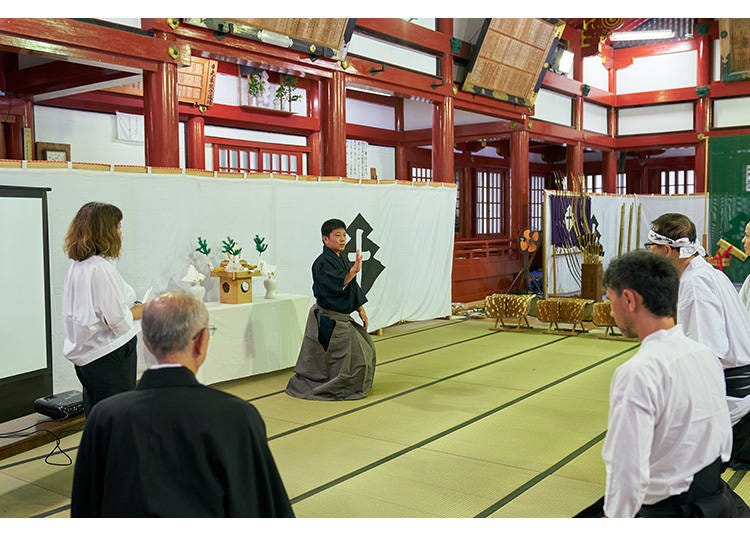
[0,185,53,422]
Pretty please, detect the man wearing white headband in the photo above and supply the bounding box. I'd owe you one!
[647,213,750,469]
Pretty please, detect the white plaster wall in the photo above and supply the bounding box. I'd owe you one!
[367,145,396,180]
[583,101,608,134]
[532,89,573,127]
[34,106,186,168]
[583,55,609,91]
[348,34,437,76]
[347,99,395,130]
[714,97,750,128]
[617,50,697,94]
[618,102,694,135]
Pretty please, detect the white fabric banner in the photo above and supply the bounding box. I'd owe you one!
[1,167,456,391]
[544,191,707,296]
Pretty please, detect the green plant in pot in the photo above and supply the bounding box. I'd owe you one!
[275,75,301,111]
[246,69,266,106]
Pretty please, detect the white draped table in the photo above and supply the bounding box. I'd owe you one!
[137,294,310,385]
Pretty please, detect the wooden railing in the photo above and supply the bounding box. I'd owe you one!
[452,237,519,303]
[454,238,513,259]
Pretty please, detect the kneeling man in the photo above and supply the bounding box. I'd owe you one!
[286,218,376,400]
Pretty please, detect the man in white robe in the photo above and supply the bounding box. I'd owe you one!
[648,213,750,468]
[577,250,748,517]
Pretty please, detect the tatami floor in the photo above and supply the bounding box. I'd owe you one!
[1,317,749,520]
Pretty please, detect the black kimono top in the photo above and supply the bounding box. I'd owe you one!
[312,246,367,315]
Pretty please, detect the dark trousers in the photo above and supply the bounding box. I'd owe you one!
[731,413,750,463]
[576,457,750,517]
[74,336,137,416]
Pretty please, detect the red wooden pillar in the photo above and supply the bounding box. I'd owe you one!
[23,98,34,159]
[431,18,455,184]
[510,128,530,241]
[566,143,583,178]
[395,99,407,180]
[0,122,6,159]
[307,132,321,176]
[322,70,346,177]
[5,118,23,160]
[143,61,180,168]
[186,116,205,170]
[602,149,617,193]
[694,27,711,194]
[306,80,322,176]
[431,96,454,183]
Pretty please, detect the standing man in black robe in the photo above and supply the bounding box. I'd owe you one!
[286,218,376,400]
[71,290,294,517]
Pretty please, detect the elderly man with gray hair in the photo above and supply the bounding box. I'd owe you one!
[71,290,294,518]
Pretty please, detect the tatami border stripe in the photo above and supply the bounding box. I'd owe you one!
[728,468,747,490]
[34,504,71,518]
[245,325,511,402]
[290,345,637,503]
[373,318,469,342]
[475,431,608,517]
[270,335,571,441]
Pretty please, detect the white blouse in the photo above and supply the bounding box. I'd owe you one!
[678,255,750,423]
[63,255,139,367]
[602,326,732,518]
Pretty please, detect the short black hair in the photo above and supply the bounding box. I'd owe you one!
[321,218,347,237]
[603,250,678,318]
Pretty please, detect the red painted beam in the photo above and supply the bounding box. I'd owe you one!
[346,124,400,145]
[0,19,180,71]
[143,19,336,79]
[615,132,698,150]
[355,19,451,55]
[5,60,134,95]
[344,56,450,99]
[615,87,697,107]
[528,120,582,144]
[453,91,527,121]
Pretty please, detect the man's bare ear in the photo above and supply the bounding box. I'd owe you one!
[621,288,642,312]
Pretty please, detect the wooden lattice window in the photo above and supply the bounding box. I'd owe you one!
[585,174,603,193]
[616,173,627,194]
[660,169,695,194]
[410,165,432,182]
[476,169,507,235]
[209,137,308,175]
[529,174,545,231]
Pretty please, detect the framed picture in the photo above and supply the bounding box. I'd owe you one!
[35,142,70,162]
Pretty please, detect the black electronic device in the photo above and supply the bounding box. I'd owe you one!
[34,390,84,420]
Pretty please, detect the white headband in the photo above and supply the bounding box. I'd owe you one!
[648,229,706,258]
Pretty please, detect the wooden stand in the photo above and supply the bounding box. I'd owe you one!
[581,263,603,302]
[210,269,261,304]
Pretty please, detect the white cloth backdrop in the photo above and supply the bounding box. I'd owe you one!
[544,191,707,296]
[1,167,456,392]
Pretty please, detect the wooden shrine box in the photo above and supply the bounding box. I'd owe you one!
[581,263,603,302]
[210,267,261,304]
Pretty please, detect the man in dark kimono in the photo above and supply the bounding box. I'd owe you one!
[286,218,376,400]
[71,290,294,518]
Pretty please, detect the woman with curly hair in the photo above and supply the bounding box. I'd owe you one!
[63,202,143,415]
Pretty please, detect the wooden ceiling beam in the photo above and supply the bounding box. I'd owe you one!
[0,19,180,72]
[5,60,134,96]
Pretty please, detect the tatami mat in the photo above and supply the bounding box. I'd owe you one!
[1,317,747,520]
